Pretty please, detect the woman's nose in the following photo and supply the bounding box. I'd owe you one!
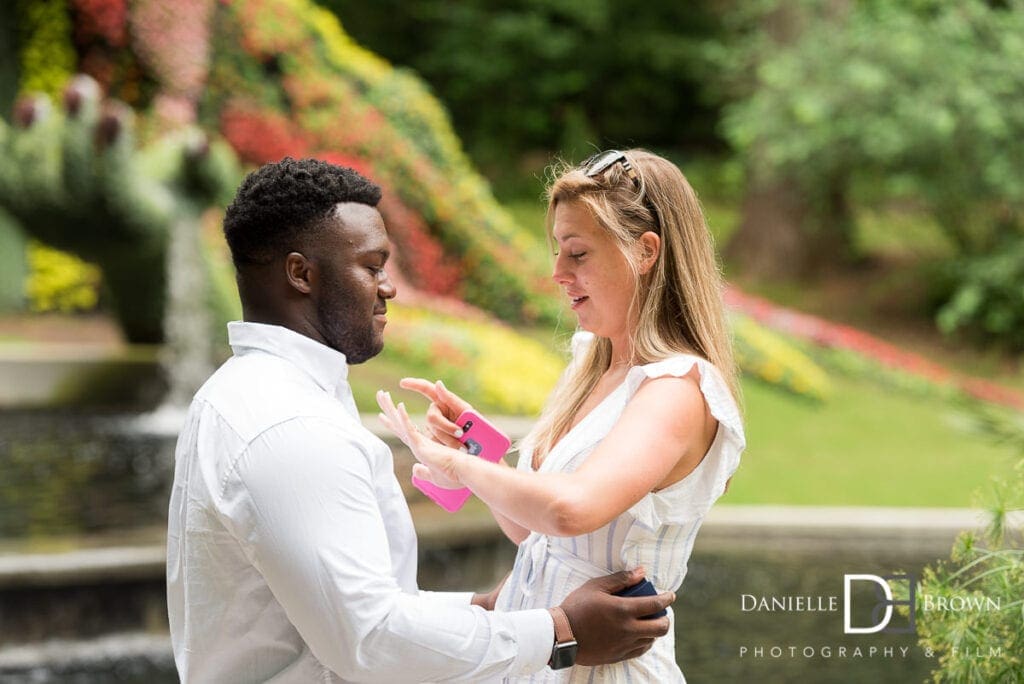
[551,255,572,285]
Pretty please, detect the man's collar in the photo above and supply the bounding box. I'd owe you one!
[227,321,350,397]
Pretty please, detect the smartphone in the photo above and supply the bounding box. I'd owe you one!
[412,410,511,513]
[613,578,669,619]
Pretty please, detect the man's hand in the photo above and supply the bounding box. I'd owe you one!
[558,568,674,666]
[471,573,510,611]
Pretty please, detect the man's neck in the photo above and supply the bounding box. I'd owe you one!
[240,305,328,348]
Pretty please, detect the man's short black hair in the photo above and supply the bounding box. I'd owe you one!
[223,157,382,267]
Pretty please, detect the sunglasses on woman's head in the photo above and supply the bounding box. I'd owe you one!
[581,150,660,232]
[583,150,639,184]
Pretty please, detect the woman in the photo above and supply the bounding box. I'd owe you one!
[378,149,745,682]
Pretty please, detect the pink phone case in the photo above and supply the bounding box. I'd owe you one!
[412,409,511,512]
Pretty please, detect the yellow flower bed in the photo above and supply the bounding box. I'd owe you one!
[381,303,563,415]
[25,241,102,313]
[732,314,830,401]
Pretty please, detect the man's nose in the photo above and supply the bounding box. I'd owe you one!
[380,270,397,299]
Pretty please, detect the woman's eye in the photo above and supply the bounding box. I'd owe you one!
[570,252,586,261]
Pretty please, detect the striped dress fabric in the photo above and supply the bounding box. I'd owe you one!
[494,335,746,683]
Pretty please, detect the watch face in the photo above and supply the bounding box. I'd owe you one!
[550,641,579,670]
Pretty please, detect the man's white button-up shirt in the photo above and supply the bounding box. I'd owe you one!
[167,321,552,682]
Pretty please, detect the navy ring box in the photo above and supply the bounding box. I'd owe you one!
[613,578,669,619]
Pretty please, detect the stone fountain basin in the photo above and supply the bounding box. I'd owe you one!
[0,344,165,410]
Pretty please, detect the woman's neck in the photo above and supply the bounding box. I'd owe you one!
[608,336,633,369]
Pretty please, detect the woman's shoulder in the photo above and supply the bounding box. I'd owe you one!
[627,353,745,448]
[627,352,713,390]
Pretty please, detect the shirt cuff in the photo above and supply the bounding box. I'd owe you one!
[417,590,475,606]
[508,608,555,675]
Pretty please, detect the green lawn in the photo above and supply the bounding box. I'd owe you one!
[725,374,1012,507]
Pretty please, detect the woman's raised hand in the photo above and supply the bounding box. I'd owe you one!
[398,378,473,449]
[376,389,465,488]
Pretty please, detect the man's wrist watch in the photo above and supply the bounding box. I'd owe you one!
[547,606,579,670]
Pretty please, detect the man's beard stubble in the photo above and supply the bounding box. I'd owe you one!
[316,278,382,365]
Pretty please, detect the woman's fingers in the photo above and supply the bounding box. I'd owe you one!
[398,378,466,445]
[426,404,464,447]
[411,462,432,482]
[377,389,462,479]
[392,400,424,448]
[399,377,440,404]
[377,411,396,435]
[376,390,414,445]
[434,379,472,415]
[400,377,472,420]
[375,390,399,424]
[412,463,462,490]
[398,377,461,433]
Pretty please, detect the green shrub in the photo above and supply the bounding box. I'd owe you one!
[937,236,1024,352]
[912,402,1024,683]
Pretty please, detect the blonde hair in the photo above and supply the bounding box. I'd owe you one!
[528,149,740,464]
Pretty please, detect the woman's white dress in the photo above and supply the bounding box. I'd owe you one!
[494,334,746,683]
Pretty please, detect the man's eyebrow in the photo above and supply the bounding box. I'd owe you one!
[361,247,390,259]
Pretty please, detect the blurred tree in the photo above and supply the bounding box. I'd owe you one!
[321,0,725,169]
[707,0,1024,347]
[705,0,859,278]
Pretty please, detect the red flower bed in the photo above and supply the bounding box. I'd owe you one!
[220,103,311,164]
[724,286,1024,410]
[71,0,129,48]
[315,151,374,180]
[377,193,461,296]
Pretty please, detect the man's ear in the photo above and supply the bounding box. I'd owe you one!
[638,231,661,275]
[284,252,314,294]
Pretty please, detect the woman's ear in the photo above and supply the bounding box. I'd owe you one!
[638,231,661,274]
[284,251,314,294]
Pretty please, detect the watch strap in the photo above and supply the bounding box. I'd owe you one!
[547,606,579,670]
[549,606,575,644]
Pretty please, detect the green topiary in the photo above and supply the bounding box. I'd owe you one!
[0,210,27,312]
[0,75,242,342]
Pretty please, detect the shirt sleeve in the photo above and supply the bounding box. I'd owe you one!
[217,416,553,682]
[419,590,476,606]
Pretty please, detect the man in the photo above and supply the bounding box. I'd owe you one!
[166,157,673,682]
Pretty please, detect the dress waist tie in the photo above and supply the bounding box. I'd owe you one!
[517,532,620,599]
